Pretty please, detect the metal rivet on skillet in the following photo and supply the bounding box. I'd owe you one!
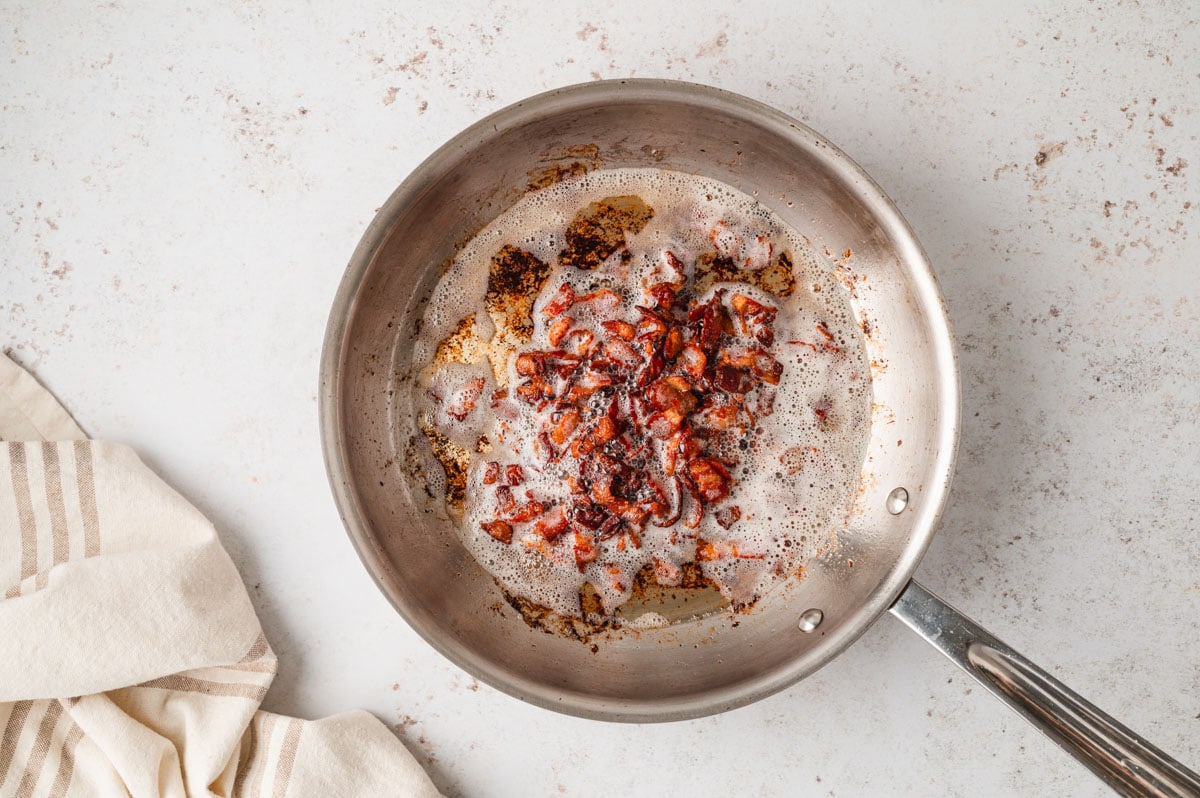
[886,487,909,515]
[798,608,824,633]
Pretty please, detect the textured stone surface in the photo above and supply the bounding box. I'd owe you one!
[2,2,1197,796]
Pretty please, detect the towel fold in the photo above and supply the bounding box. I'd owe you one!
[0,353,442,798]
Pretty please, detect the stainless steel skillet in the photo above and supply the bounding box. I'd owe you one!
[319,79,1200,796]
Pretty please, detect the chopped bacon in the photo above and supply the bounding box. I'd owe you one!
[561,328,595,356]
[678,344,706,379]
[481,520,513,544]
[548,316,573,347]
[534,432,555,463]
[571,500,607,530]
[713,365,754,394]
[535,504,568,539]
[550,407,581,445]
[604,338,642,368]
[663,327,684,358]
[542,284,576,318]
[573,532,599,571]
[661,250,687,285]
[515,352,544,377]
[445,377,485,421]
[714,505,741,529]
[651,475,683,528]
[495,486,516,514]
[647,283,676,310]
[687,458,731,503]
[507,499,546,523]
[575,289,621,314]
[601,320,636,340]
[566,369,614,401]
[476,247,789,556]
[635,306,668,338]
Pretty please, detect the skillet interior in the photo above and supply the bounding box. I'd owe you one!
[319,79,959,722]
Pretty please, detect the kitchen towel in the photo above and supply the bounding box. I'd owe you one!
[0,353,443,797]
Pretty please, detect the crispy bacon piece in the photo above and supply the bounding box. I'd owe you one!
[635,306,668,339]
[561,328,595,356]
[718,349,782,385]
[481,520,513,544]
[567,369,614,401]
[651,475,683,527]
[515,352,545,377]
[663,327,684,358]
[596,514,624,541]
[647,283,676,310]
[543,284,576,318]
[604,338,642,368]
[647,409,684,439]
[680,476,703,529]
[571,499,607,530]
[495,486,516,514]
[573,532,599,571]
[508,499,546,523]
[548,316,573,347]
[575,288,621,314]
[505,464,525,485]
[714,505,741,529]
[661,250,687,286]
[712,365,754,394]
[601,319,636,340]
[646,377,697,415]
[731,293,778,346]
[688,458,731,503]
[689,292,728,352]
[693,403,744,432]
[483,461,500,485]
[550,407,581,445]
[534,432,555,463]
[677,344,706,379]
[535,504,568,539]
[445,377,485,421]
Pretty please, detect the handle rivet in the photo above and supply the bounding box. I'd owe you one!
[798,608,824,632]
[886,487,909,515]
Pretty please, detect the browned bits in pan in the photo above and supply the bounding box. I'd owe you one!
[486,245,551,340]
[559,195,655,270]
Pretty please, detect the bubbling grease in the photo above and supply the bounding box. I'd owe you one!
[413,168,871,622]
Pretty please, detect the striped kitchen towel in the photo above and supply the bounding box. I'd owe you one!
[0,353,442,798]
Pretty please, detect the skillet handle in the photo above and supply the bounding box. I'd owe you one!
[890,579,1200,798]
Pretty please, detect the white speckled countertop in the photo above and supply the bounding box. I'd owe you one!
[3,2,1198,795]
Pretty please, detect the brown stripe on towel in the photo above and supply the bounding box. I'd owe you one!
[72,441,100,558]
[0,700,34,786]
[249,714,278,797]
[46,719,84,798]
[239,633,271,663]
[42,444,70,565]
[13,699,63,798]
[9,444,38,590]
[272,718,304,798]
[138,674,268,702]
